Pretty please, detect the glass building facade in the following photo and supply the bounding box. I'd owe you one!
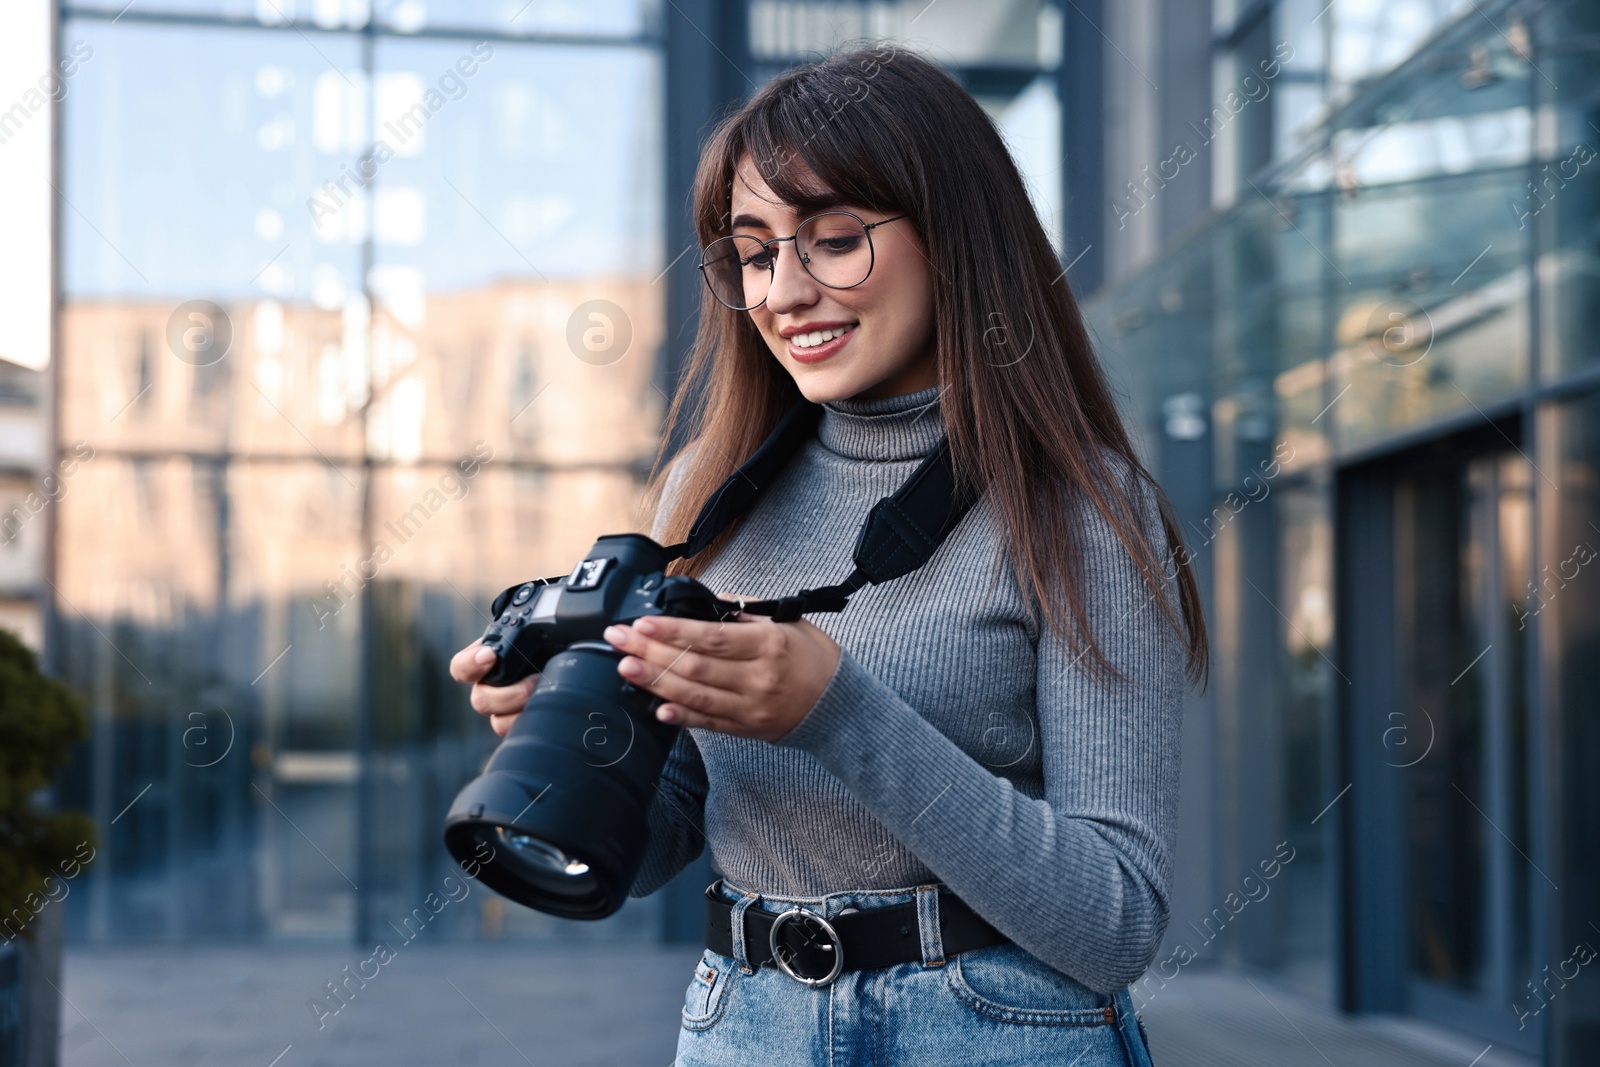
[49,0,670,946]
[1080,0,1600,1062]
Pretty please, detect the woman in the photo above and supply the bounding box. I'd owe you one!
[452,44,1206,1066]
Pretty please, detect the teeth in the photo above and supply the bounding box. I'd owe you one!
[792,324,855,349]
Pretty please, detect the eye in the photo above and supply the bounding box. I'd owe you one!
[814,235,862,254]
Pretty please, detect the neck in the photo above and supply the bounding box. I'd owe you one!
[817,384,944,461]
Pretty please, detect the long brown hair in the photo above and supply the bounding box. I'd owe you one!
[641,43,1209,689]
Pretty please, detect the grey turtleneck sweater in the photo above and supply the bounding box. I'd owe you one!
[629,383,1187,994]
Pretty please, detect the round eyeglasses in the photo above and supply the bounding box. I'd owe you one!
[697,210,911,312]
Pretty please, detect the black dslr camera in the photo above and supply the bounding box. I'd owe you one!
[442,534,741,920]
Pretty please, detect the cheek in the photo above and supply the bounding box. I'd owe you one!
[749,312,782,354]
[871,248,934,339]
[868,283,931,359]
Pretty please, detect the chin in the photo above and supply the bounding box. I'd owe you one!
[786,368,863,406]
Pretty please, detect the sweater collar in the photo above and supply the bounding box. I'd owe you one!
[817,384,945,461]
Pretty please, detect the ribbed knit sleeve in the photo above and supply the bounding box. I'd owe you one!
[628,443,712,898]
[629,728,709,897]
[775,475,1187,993]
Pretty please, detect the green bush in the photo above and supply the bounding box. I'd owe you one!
[0,628,96,943]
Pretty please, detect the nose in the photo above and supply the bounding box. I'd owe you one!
[763,240,819,315]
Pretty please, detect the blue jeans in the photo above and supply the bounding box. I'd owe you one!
[675,879,1157,1066]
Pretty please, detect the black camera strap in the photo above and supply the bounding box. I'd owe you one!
[659,397,978,623]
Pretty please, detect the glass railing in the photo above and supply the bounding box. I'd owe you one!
[1083,0,1592,467]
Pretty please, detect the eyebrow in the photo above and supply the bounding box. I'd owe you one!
[731,201,853,231]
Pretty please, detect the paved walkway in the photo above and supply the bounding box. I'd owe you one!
[59,945,1539,1067]
[1137,970,1536,1067]
[61,943,694,1067]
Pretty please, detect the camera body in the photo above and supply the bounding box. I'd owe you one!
[478,533,736,687]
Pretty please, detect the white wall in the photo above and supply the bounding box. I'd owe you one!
[0,0,55,373]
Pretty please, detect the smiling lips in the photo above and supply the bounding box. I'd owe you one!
[787,323,858,364]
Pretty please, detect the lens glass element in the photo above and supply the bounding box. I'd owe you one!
[496,827,592,877]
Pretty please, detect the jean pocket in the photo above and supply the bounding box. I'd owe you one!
[946,943,1116,1026]
[681,949,735,1032]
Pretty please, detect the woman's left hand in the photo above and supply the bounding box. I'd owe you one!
[602,602,841,742]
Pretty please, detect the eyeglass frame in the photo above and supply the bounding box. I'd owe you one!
[696,209,912,311]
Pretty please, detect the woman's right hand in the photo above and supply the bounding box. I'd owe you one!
[449,641,539,738]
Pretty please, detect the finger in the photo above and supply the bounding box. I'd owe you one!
[449,643,478,682]
[490,712,519,738]
[609,633,751,698]
[654,702,739,734]
[617,654,743,718]
[624,615,764,659]
[470,675,536,716]
[607,623,766,700]
[450,641,497,683]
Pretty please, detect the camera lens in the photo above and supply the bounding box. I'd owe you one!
[444,641,680,919]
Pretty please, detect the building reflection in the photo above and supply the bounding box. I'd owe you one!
[54,277,664,942]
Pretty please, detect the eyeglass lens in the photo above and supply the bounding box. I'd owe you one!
[701,212,878,311]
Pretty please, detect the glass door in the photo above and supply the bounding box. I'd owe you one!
[1390,448,1538,1049]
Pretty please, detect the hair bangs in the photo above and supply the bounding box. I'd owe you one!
[707,72,913,240]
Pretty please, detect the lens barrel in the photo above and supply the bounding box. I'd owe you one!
[443,640,680,920]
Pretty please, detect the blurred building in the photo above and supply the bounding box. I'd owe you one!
[18,0,1600,1064]
[1072,1,1598,1064]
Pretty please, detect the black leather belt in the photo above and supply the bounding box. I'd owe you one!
[704,881,1010,987]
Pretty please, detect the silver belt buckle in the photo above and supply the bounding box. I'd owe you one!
[768,906,844,987]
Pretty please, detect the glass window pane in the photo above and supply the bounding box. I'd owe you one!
[749,0,1053,67]
[1277,482,1333,997]
[61,19,369,460]
[62,21,365,304]
[1329,170,1530,450]
[1205,488,1293,970]
[1330,0,1474,90]
[67,1,373,25]
[367,39,664,463]
[65,1,655,35]
[373,0,656,37]
[1542,389,1600,1060]
[60,298,370,461]
[49,451,367,939]
[1539,0,1600,381]
[230,460,365,938]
